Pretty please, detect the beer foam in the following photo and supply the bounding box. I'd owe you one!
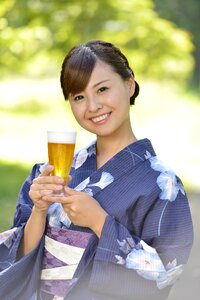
[47,130,76,144]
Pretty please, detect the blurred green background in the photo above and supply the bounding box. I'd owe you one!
[0,0,200,231]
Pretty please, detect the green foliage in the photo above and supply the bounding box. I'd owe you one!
[0,0,193,81]
[0,161,30,231]
[0,99,49,115]
[154,0,200,90]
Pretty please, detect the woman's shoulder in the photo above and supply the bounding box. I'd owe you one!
[128,139,186,200]
[142,152,186,202]
[134,138,180,176]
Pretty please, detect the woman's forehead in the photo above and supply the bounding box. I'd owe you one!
[86,60,116,86]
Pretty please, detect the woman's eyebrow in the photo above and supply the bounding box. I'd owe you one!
[93,79,110,88]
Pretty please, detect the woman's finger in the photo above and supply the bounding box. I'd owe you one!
[31,181,64,191]
[64,186,80,195]
[40,164,54,176]
[29,189,53,199]
[32,175,64,185]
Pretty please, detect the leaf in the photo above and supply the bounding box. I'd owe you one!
[88,172,114,189]
[75,177,90,191]
[145,150,152,159]
[73,148,88,169]
[115,255,125,265]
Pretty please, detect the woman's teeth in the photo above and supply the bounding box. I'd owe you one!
[92,113,110,123]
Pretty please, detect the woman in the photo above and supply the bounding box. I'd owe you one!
[0,40,193,300]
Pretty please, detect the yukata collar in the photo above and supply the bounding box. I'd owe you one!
[86,138,156,172]
[73,138,156,197]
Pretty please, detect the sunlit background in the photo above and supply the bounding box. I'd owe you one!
[0,1,200,298]
[1,78,199,190]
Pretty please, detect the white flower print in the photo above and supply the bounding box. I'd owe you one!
[144,150,152,160]
[125,240,166,281]
[75,177,90,192]
[115,238,184,289]
[156,259,184,289]
[73,142,96,170]
[147,155,185,201]
[73,148,88,170]
[75,172,114,195]
[88,143,96,156]
[39,162,48,174]
[0,227,20,248]
[146,153,185,235]
[115,255,126,265]
[88,172,114,189]
[157,171,180,201]
[84,188,94,196]
[117,238,135,254]
[48,203,71,228]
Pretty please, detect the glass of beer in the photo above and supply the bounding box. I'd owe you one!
[47,129,76,196]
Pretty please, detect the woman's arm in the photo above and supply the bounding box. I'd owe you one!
[19,207,47,256]
[19,164,66,255]
[89,190,193,299]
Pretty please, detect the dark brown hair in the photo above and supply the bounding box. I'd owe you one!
[60,40,139,105]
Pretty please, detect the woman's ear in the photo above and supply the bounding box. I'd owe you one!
[127,75,135,97]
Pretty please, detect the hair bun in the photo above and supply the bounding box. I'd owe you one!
[130,81,140,105]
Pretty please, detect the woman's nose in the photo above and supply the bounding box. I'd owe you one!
[87,96,102,112]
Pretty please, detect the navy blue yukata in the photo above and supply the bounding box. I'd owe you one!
[0,138,194,300]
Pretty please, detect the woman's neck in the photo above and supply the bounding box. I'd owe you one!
[96,130,137,169]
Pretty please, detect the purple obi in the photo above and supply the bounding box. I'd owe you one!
[40,226,92,298]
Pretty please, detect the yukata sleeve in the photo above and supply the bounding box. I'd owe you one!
[89,181,194,299]
[13,163,45,228]
[0,163,42,262]
[0,163,45,300]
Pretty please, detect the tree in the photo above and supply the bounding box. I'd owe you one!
[0,0,193,82]
[154,0,200,91]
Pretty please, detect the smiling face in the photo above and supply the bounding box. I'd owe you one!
[68,60,135,139]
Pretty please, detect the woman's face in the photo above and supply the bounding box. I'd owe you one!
[68,60,135,138]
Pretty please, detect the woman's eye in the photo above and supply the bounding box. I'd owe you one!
[74,95,84,101]
[98,87,108,93]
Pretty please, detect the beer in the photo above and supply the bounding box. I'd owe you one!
[47,130,76,181]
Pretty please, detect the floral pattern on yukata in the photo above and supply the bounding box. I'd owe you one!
[145,151,185,235]
[114,151,186,289]
[115,237,184,289]
[0,227,20,248]
[145,151,185,201]
[72,142,96,170]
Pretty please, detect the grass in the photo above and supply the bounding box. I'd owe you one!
[0,77,199,230]
[0,161,30,231]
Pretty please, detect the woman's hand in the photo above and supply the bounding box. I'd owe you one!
[21,164,71,256]
[29,164,66,214]
[43,186,108,237]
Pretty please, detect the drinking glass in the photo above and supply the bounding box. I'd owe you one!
[47,130,77,196]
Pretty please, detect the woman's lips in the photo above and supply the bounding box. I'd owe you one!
[91,113,111,124]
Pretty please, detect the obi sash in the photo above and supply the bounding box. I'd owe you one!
[40,226,92,298]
